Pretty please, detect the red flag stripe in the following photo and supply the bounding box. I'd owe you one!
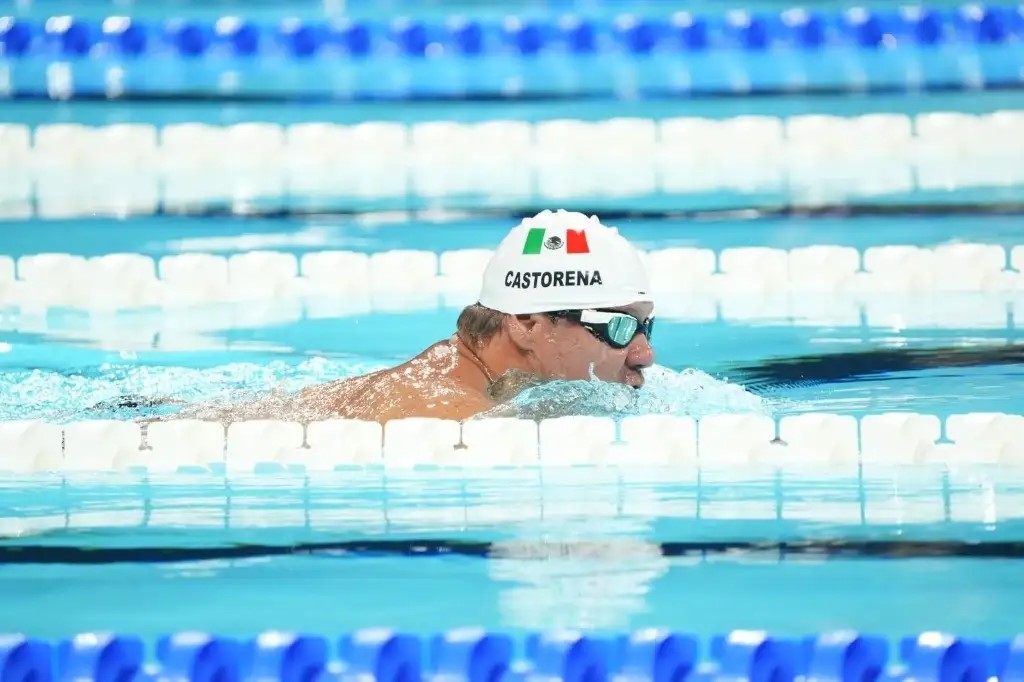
[565,229,590,254]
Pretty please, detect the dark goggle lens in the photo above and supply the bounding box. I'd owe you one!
[605,315,639,346]
[599,314,653,348]
[550,309,654,348]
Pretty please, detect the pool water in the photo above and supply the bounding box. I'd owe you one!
[2,210,1023,420]
[3,466,1024,640]
[2,63,1024,644]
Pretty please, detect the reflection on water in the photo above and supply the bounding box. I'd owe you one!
[3,469,1024,638]
[4,466,1024,541]
[489,516,669,631]
[730,344,1024,390]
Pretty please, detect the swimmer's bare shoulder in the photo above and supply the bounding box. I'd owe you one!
[298,352,495,422]
[302,375,493,421]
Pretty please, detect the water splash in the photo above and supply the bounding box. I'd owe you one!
[481,365,772,419]
[0,357,388,422]
[0,358,771,422]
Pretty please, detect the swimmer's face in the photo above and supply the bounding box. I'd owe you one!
[526,302,655,388]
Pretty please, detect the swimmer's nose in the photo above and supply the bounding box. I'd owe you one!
[626,332,654,370]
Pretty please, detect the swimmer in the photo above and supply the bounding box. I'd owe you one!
[296,209,656,422]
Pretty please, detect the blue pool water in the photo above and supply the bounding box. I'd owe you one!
[3,210,1024,420]
[3,204,1023,641]
[3,13,1024,647]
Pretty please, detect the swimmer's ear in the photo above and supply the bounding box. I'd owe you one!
[505,313,543,351]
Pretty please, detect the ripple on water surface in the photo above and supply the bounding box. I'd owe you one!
[0,360,771,422]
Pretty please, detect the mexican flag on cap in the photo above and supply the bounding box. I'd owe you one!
[522,227,591,255]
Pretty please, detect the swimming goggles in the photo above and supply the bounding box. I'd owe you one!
[546,308,655,349]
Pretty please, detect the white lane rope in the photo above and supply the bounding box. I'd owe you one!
[1,412,1023,475]
[3,291,1021,355]
[1,243,1023,313]
[2,432,1020,541]
[1,111,1023,217]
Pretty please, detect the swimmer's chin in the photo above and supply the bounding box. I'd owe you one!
[624,371,645,389]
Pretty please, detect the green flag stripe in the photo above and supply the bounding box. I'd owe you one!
[523,228,546,255]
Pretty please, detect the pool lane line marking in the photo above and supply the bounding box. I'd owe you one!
[1,538,1022,563]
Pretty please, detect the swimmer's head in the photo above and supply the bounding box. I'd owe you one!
[462,209,655,387]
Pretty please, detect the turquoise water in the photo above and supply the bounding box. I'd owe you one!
[2,468,1024,640]
[2,80,1024,642]
[2,211,1023,420]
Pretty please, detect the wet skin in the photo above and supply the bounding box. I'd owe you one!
[298,301,656,422]
[526,302,655,389]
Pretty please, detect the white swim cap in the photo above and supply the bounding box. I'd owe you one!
[477,209,652,315]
